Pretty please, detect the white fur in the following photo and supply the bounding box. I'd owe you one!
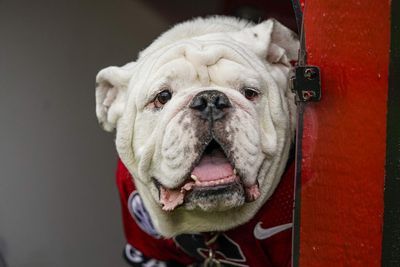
[95,16,299,237]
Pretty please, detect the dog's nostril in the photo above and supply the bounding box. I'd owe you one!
[215,95,231,110]
[190,96,208,111]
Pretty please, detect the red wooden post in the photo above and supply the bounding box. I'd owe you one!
[296,1,390,266]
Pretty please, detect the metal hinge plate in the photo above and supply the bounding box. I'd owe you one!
[290,66,322,102]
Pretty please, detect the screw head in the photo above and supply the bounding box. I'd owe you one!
[302,90,316,100]
[304,68,317,80]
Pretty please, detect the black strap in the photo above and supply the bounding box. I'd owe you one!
[291,0,307,66]
[290,2,305,267]
[291,0,303,35]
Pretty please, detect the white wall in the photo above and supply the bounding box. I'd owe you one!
[0,1,168,266]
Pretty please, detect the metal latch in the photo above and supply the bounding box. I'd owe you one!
[290,66,322,102]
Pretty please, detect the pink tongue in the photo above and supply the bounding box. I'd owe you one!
[191,150,233,182]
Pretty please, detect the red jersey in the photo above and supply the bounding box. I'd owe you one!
[116,159,294,267]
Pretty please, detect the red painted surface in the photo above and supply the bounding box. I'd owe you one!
[298,1,390,266]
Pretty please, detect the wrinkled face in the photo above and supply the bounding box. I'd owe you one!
[96,18,298,236]
[135,52,270,212]
[126,35,294,212]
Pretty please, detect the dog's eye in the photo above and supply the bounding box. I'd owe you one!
[243,87,259,101]
[154,90,172,108]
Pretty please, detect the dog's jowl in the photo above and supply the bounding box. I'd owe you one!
[96,16,298,267]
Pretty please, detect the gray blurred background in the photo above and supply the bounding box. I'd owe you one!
[0,0,295,266]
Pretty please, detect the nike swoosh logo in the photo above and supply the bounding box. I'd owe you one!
[253,222,293,240]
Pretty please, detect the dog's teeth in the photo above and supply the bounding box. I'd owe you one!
[233,169,237,175]
[190,175,198,181]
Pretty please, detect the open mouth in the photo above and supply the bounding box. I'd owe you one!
[155,139,261,211]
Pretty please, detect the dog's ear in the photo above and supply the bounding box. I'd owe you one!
[95,62,135,132]
[233,19,299,66]
[264,19,299,66]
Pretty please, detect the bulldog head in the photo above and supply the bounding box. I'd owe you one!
[95,16,298,237]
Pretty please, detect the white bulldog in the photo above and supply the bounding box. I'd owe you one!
[96,16,298,238]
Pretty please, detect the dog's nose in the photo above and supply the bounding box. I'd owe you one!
[189,90,232,121]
